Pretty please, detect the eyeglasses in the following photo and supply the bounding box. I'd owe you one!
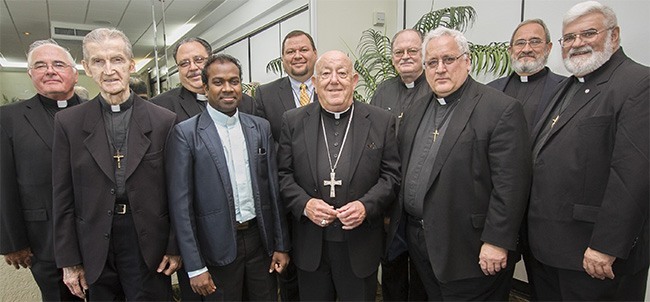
[392,48,421,57]
[559,27,612,47]
[177,56,207,68]
[317,70,351,80]
[30,61,72,73]
[423,53,466,69]
[512,38,546,49]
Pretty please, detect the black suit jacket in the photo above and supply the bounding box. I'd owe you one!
[388,77,531,282]
[528,48,649,274]
[255,77,318,142]
[488,67,565,132]
[151,86,256,123]
[52,96,178,284]
[0,95,79,261]
[277,101,400,278]
[166,110,290,271]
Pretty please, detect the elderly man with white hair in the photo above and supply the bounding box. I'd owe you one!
[528,1,649,300]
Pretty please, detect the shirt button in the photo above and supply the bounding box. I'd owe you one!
[104,233,110,240]
[334,132,339,136]
[110,189,115,195]
[334,142,339,147]
[335,121,340,126]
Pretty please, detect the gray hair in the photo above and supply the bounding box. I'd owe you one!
[510,19,552,45]
[391,29,424,49]
[27,39,76,67]
[422,27,470,60]
[173,37,212,62]
[82,28,133,60]
[563,1,618,29]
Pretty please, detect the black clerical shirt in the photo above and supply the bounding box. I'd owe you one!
[503,67,549,131]
[371,72,430,122]
[100,95,134,201]
[39,94,81,124]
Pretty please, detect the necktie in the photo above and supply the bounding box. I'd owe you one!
[299,84,309,107]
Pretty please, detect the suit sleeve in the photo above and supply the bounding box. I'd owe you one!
[590,74,649,259]
[254,85,268,120]
[277,112,313,219]
[264,125,291,252]
[481,100,532,251]
[166,124,204,272]
[357,114,401,220]
[52,114,83,267]
[162,119,180,256]
[0,121,29,254]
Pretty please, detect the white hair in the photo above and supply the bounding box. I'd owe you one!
[422,27,470,60]
[27,39,76,68]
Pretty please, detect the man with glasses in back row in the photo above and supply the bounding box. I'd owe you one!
[528,1,648,300]
[387,27,531,300]
[371,28,428,302]
[152,37,255,126]
[1,39,83,301]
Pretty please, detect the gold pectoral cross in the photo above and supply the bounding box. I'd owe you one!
[323,171,342,198]
[433,129,440,142]
[113,149,125,169]
[551,115,560,128]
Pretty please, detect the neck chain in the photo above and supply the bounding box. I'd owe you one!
[432,100,459,143]
[320,105,354,198]
[108,111,127,169]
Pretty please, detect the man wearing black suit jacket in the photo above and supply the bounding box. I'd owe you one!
[52,28,180,301]
[528,2,649,300]
[152,37,255,125]
[487,19,565,299]
[1,39,82,301]
[387,27,531,300]
[254,30,318,301]
[278,50,400,301]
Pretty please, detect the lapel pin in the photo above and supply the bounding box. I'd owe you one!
[585,89,590,94]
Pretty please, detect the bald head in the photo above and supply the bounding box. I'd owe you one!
[312,51,359,112]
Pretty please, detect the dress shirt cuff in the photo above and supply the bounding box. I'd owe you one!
[187,267,208,278]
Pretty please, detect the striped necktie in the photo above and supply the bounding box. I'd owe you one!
[299,84,309,107]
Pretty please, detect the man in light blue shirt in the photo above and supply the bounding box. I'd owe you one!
[166,53,290,300]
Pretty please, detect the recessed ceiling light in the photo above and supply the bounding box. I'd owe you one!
[24,32,30,36]
[93,20,112,25]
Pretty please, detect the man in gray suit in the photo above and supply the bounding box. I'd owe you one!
[1,39,82,301]
[166,53,290,300]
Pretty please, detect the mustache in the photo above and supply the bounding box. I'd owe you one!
[568,45,593,55]
[186,71,201,78]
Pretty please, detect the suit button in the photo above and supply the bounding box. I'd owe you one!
[104,233,110,240]
[110,189,115,195]
[107,210,113,216]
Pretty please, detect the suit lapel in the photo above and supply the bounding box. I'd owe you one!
[178,87,202,118]
[197,111,234,199]
[82,98,115,182]
[240,114,259,185]
[23,96,54,150]
[347,103,371,181]
[303,104,321,188]
[279,78,297,111]
[124,98,152,180]
[427,79,481,189]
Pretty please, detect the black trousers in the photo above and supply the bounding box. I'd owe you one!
[88,213,172,301]
[30,257,81,301]
[298,241,377,301]
[200,224,277,301]
[407,221,513,301]
[381,251,427,301]
[278,213,300,301]
[529,257,649,301]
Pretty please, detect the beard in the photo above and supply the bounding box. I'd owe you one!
[563,33,614,77]
[511,53,547,75]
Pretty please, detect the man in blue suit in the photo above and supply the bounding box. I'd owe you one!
[166,53,290,300]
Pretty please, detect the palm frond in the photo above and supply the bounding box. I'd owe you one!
[413,6,477,34]
[353,28,397,101]
[266,57,283,75]
[469,42,511,76]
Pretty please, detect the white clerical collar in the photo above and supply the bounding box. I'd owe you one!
[404,81,415,89]
[323,104,352,119]
[435,98,446,105]
[196,93,208,101]
[206,103,239,127]
[519,75,528,83]
[57,100,68,108]
[577,77,585,83]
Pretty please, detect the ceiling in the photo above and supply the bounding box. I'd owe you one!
[0,0,232,72]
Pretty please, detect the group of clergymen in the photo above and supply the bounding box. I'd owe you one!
[1,1,647,301]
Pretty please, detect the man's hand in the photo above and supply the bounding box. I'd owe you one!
[305,198,339,227]
[337,200,366,230]
[4,248,33,269]
[583,247,615,280]
[190,271,217,296]
[269,251,290,274]
[63,265,88,299]
[156,255,182,276]
[478,243,508,275]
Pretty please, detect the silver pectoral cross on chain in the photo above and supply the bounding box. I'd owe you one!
[323,170,342,198]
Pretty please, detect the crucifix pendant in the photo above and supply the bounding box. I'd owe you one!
[551,115,560,128]
[113,149,125,169]
[323,170,342,198]
[433,129,440,142]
